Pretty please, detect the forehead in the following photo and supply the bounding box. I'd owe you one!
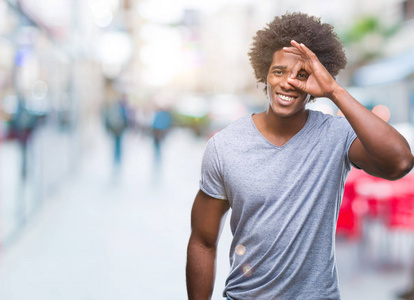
[269,49,300,68]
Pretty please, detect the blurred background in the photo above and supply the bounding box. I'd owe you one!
[0,0,413,299]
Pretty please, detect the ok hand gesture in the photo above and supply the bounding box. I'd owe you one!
[283,40,340,99]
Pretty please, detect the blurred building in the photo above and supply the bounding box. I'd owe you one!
[0,0,104,248]
[1,0,413,251]
[350,0,414,125]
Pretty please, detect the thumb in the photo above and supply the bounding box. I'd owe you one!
[287,77,306,91]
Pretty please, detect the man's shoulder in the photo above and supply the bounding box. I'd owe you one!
[309,109,351,129]
[211,114,252,141]
[307,110,355,146]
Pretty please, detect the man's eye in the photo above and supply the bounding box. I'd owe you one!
[273,70,283,75]
[297,73,308,79]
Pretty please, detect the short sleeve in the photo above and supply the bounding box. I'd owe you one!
[341,117,358,169]
[199,136,227,200]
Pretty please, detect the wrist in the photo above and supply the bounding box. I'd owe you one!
[329,85,347,105]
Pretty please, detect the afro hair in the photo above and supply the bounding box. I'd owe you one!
[248,12,347,93]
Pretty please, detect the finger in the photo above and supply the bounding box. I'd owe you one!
[299,42,332,77]
[297,42,319,61]
[290,40,318,62]
[282,46,302,56]
[290,40,301,48]
[283,48,304,59]
[290,40,306,54]
[289,40,312,61]
[290,58,304,79]
[287,77,306,91]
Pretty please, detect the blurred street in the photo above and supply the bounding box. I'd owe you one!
[0,126,411,300]
[0,1,414,298]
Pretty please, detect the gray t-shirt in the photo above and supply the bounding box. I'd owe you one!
[199,110,357,300]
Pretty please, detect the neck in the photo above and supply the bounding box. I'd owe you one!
[264,106,309,137]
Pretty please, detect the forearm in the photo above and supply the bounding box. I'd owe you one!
[331,86,414,176]
[186,237,217,300]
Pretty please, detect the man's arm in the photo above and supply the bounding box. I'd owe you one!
[284,41,414,180]
[331,86,413,180]
[186,190,230,300]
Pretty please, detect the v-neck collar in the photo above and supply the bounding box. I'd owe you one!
[249,110,314,149]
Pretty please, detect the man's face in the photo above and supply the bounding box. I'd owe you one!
[266,49,310,118]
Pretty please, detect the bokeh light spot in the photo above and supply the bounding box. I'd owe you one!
[241,263,253,277]
[235,244,246,256]
[372,105,391,122]
[337,109,344,117]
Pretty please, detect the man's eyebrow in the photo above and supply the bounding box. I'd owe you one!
[270,65,287,70]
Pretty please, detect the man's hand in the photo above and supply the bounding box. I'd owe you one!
[283,40,339,99]
[284,41,414,180]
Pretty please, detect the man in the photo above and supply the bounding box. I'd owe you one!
[186,12,414,299]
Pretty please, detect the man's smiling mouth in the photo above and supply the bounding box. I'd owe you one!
[278,94,295,102]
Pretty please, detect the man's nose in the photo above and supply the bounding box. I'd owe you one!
[280,74,295,90]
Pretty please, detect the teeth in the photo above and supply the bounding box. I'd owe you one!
[278,94,294,102]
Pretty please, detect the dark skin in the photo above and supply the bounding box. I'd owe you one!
[283,40,413,179]
[186,40,414,300]
[186,190,229,300]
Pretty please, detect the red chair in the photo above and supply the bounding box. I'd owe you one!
[336,169,364,239]
[387,195,414,230]
[337,169,414,239]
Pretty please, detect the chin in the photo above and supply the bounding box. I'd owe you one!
[268,103,304,118]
